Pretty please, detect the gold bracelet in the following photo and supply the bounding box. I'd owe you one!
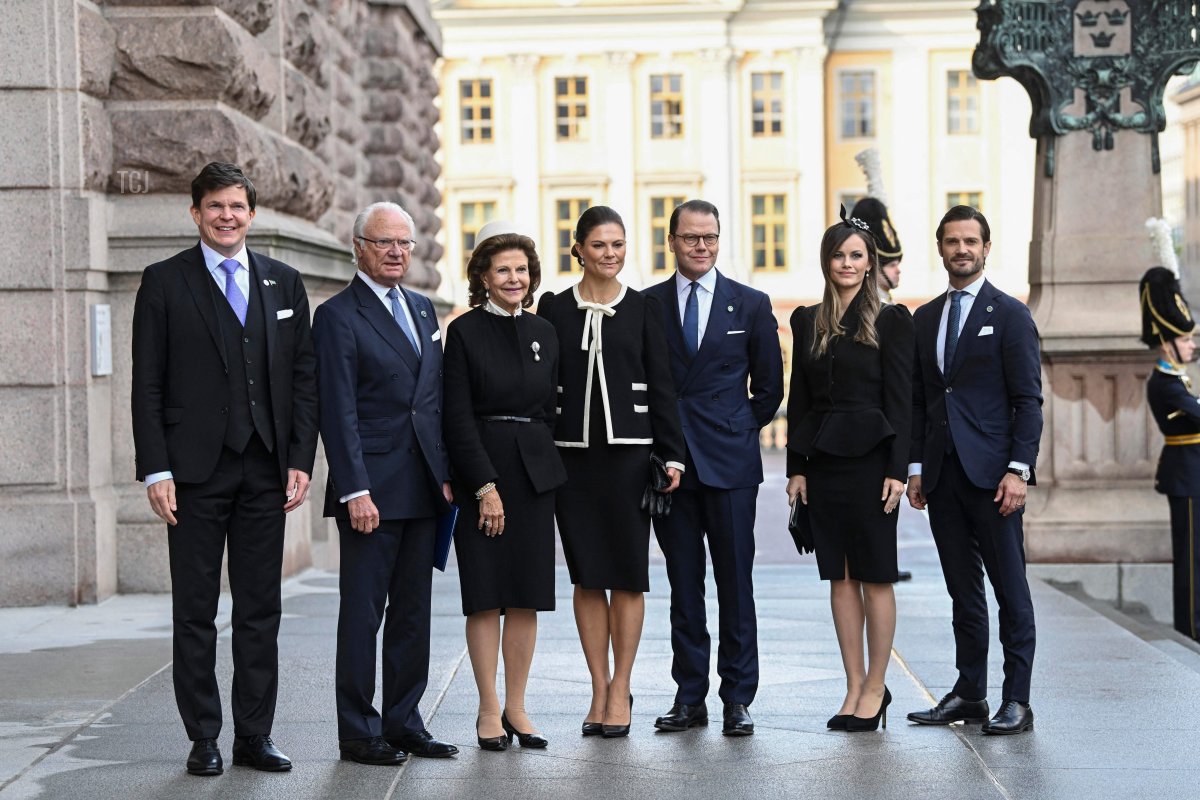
[475,482,496,500]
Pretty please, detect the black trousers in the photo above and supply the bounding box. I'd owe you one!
[168,434,285,741]
[926,451,1036,704]
[1167,496,1200,641]
[653,479,759,707]
[335,516,435,741]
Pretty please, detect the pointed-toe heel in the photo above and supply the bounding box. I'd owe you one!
[502,712,548,748]
[826,714,850,731]
[601,694,633,738]
[846,686,891,733]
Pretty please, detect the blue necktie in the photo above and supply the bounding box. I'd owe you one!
[219,259,247,326]
[683,281,700,355]
[387,287,422,357]
[944,290,963,372]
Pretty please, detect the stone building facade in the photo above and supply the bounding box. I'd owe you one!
[0,0,442,606]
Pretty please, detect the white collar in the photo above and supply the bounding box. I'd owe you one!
[357,269,400,300]
[946,275,985,298]
[572,282,628,311]
[200,241,249,273]
[675,267,718,295]
[484,299,522,317]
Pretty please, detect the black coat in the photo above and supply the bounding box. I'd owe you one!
[130,244,318,484]
[442,307,567,495]
[786,298,914,481]
[537,285,685,463]
[1149,366,1200,497]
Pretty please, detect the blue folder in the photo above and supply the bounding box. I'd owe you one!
[435,503,458,571]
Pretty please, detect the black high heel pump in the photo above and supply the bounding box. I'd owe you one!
[601,694,634,738]
[502,711,548,748]
[477,716,509,751]
[846,686,891,732]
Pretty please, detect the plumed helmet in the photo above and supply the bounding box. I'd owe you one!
[849,197,902,261]
[1140,266,1194,347]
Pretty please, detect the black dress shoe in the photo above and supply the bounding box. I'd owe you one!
[501,712,548,748]
[602,694,633,738]
[906,692,990,726]
[186,738,222,776]
[232,734,292,771]
[581,721,604,736]
[722,703,754,736]
[476,717,509,752]
[982,700,1034,735]
[340,736,407,765]
[654,702,709,732]
[846,686,891,732]
[387,730,459,758]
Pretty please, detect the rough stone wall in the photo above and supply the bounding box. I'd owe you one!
[0,0,442,606]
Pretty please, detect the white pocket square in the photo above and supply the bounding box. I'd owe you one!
[276,309,294,320]
[727,330,746,335]
[431,330,441,341]
[979,326,993,336]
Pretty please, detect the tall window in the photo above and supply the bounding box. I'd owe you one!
[460,79,493,143]
[650,74,684,139]
[839,70,875,139]
[650,196,686,272]
[946,191,983,211]
[555,76,589,141]
[751,194,787,271]
[751,72,784,137]
[460,201,496,273]
[947,70,980,134]
[556,198,591,273]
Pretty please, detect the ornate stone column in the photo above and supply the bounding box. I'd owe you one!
[973,2,1200,571]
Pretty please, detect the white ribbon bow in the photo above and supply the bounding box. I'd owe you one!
[576,300,616,352]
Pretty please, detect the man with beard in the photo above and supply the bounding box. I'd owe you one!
[904,205,1043,735]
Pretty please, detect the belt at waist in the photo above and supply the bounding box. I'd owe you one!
[478,415,537,423]
[1164,433,1200,446]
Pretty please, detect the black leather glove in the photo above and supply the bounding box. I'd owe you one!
[640,454,673,518]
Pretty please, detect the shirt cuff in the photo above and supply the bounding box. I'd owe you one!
[145,471,173,487]
[664,461,685,472]
[907,463,922,477]
[1007,461,1030,472]
[340,490,370,503]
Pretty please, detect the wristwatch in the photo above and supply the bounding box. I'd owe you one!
[1006,467,1031,482]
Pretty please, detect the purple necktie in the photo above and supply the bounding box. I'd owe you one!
[220,259,247,326]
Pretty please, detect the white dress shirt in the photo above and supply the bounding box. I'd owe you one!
[144,242,252,488]
[675,267,718,343]
[909,273,1027,478]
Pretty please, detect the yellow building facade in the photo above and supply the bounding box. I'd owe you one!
[432,0,1037,311]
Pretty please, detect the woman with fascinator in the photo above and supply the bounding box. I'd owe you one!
[784,208,914,731]
[442,221,567,750]
[1141,219,1200,642]
[537,205,686,738]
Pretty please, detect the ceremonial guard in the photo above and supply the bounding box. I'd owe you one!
[1141,220,1200,642]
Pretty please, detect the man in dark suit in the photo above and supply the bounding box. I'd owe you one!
[905,205,1043,735]
[312,202,458,766]
[645,200,784,736]
[131,162,318,775]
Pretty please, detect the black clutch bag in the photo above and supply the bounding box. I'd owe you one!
[640,454,673,518]
[788,500,815,555]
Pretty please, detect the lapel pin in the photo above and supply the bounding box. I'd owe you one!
[987,305,993,312]
[263,279,270,286]
[420,309,428,318]
[727,305,734,312]
[531,341,541,362]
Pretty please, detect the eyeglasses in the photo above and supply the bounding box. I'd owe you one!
[672,233,720,247]
[357,236,416,252]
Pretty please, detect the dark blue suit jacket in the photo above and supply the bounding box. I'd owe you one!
[313,275,450,520]
[910,278,1043,493]
[645,271,784,489]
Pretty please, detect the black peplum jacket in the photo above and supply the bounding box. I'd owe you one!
[786,297,914,481]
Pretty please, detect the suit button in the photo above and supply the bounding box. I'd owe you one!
[711,394,719,400]
[941,420,948,427]
[391,373,398,380]
[411,410,417,416]
[946,387,952,393]
[243,337,250,344]
[221,407,228,415]
[250,401,256,406]
[248,379,254,385]
[436,443,442,450]
[246,358,252,364]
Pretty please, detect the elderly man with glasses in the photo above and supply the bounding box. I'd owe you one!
[312,202,459,765]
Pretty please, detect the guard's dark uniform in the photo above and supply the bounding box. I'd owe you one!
[1141,266,1200,640]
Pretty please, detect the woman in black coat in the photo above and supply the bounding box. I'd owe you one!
[443,222,567,750]
[538,205,686,737]
[785,215,913,732]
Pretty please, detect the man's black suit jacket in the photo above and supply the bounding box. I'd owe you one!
[910,278,1042,494]
[131,243,319,485]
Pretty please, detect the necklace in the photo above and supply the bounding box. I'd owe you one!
[578,281,622,306]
